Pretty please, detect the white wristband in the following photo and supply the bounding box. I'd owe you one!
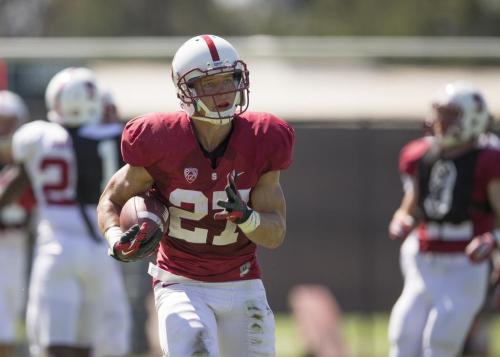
[104,226,123,249]
[238,211,261,234]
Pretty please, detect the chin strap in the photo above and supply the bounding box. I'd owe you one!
[191,114,232,125]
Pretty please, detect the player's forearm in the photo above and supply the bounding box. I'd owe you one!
[393,209,415,221]
[244,211,285,249]
[97,196,122,234]
[97,164,154,234]
[0,165,30,208]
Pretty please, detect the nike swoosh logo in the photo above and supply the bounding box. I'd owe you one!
[236,171,245,177]
[121,236,139,256]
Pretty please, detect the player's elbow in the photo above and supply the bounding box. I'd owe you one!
[266,226,286,249]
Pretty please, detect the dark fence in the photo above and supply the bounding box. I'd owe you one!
[259,121,423,312]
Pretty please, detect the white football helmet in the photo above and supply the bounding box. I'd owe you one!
[431,81,490,147]
[0,90,29,125]
[0,90,29,162]
[171,34,250,124]
[45,67,103,127]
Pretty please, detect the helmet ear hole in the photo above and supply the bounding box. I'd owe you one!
[186,78,196,89]
[233,71,242,84]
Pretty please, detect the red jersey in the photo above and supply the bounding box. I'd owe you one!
[122,111,294,281]
[399,138,500,253]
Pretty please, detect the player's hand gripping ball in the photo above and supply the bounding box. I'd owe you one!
[111,193,169,262]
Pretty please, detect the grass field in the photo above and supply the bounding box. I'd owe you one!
[275,313,390,357]
[17,312,500,356]
[275,312,500,357]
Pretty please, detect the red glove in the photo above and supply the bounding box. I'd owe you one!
[388,214,415,240]
[466,232,496,263]
[108,222,162,262]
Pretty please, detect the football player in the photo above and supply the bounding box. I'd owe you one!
[88,86,132,357]
[0,90,34,357]
[97,34,295,356]
[0,68,130,357]
[387,81,500,357]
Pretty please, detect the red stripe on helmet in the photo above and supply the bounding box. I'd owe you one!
[201,35,220,62]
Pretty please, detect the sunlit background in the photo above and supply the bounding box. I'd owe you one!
[2,1,500,356]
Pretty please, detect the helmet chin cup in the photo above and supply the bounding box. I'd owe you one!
[438,124,477,149]
[180,98,233,125]
[191,115,232,125]
[438,133,460,149]
[189,90,247,125]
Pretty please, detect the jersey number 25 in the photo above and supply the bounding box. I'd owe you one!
[168,188,251,246]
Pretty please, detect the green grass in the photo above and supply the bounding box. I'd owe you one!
[18,312,500,356]
[276,312,500,357]
[275,313,391,357]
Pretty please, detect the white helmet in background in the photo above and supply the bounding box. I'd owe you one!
[0,90,29,162]
[171,34,250,124]
[431,81,490,147]
[45,67,103,127]
[0,90,29,126]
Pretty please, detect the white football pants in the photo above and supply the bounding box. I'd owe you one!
[388,250,488,357]
[0,232,27,343]
[154,278,275,357]
[26,236,130,356]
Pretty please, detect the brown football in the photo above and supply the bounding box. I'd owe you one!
[119,193,169,233]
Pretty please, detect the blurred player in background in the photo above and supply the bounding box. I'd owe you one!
[0,68,130,357]
[85,85,132,357]
[97,34,295,356]
[393,117,436,282]
[462,114,500,356]
[288,284,348,357]
[397,99,500,279]
[0,90,35,357]
[393,90,500,356]
[387,81,500,356]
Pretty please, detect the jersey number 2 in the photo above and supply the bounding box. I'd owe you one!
[40,158,74,205]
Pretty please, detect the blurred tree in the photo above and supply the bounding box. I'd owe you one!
[0,0,500,36]
[42,0,263,36]
[0,0,50,35]
[2,0,500,37]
